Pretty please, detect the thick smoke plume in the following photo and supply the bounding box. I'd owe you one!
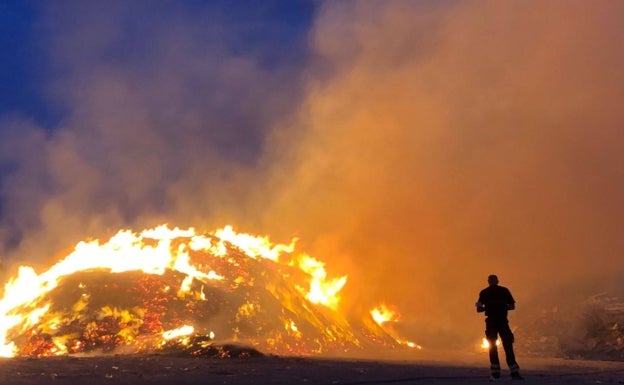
[0,1,305,261]
[260,0,624,348]
[1,1,624,352]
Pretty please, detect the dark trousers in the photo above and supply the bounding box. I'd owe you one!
[485,317,519,374]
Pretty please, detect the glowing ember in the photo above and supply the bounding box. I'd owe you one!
[0,225,408,357]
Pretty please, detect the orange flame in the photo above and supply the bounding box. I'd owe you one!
[370,304,400,325]
[370,304,421,350]
[481,338,500,350]
[0,225,350,357]
[162,325,195,341]
[296,254,347,310]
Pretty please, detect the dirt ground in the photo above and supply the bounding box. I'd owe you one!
[1,352,623,385]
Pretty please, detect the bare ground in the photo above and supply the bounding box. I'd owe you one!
[0,352,623,385]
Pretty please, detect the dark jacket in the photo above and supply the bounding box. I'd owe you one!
[478,285,515,319]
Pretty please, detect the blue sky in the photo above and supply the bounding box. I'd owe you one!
[0,0,315,128]
[0,1,50,124]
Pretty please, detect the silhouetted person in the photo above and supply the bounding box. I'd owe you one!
[476,275,523,380]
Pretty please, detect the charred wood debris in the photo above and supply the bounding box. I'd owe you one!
[517,293,624,361]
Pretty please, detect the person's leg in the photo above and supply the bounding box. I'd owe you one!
[485,320,500,378]
[499,322,522,379]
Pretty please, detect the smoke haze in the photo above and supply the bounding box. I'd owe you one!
[1,1,623,351]
[260,0,624,347]
[1,1,308,260]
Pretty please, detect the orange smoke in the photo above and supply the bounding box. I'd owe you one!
[257,1,624,349]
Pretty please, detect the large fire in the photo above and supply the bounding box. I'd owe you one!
[0,225,414,357]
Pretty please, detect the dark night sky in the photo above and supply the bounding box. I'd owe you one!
[0,1,50,124]
[1,1,623,351]
[0,0,315,127]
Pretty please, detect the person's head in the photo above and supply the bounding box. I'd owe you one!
[488,274,499,286]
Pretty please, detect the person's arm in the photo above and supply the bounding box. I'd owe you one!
[506,288,516,310]
[476,291,486,312]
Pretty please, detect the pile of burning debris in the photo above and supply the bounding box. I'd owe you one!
[518,293,624,361]
[0,225,406,358]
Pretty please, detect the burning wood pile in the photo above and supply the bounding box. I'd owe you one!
[0,225,410,358]
[518,293,624,361]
